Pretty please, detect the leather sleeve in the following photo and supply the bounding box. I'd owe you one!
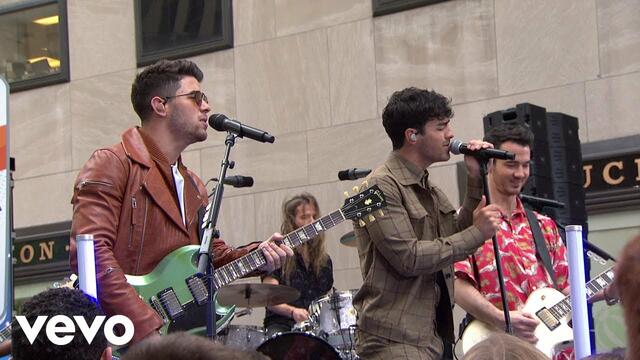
[69,149,162,344]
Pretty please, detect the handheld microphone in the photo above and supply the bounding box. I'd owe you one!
[209,113,275,143]
[449,139,515,160]
[223,175,254,188]
[338,168,371,181]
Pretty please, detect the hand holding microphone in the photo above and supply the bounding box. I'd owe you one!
[449,139,514,160]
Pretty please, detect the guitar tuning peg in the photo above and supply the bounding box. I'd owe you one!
[352,186,360,194]
[358,219,366,227]
[361,180,369,189]
[344,191,350,198]
[368,214,375,222]
[377,210,384,217]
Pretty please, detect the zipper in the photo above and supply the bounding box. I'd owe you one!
[135,198,149,274]
[78,179,112,189]
[128,196,137,248]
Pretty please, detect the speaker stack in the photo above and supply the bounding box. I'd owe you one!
[482,103,587,232]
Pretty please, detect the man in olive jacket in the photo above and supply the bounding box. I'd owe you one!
[353,87,501,359]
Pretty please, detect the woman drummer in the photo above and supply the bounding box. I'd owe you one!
[262,193,334,337]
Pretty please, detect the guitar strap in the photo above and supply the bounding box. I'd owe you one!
[524,208,557,288]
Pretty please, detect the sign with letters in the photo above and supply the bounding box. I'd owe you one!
[583,152,640,192]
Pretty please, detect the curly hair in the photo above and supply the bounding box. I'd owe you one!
[462,333,548,360]
[12,288,108,360]
[280,193,328,282]
[382,87,453,150]
[121,332,268,360]
[131,59,204,122]
[616,234,640,357]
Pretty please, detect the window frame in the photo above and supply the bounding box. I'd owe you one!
[372,0,447,17]
[0,0,70,93]
[134,0,234,67]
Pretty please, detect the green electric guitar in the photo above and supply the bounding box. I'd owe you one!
[126,184,387,336]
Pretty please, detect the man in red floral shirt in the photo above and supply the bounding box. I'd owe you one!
[454,124,571,358]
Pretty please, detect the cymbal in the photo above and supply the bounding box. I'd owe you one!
[340,231,357,247]
[217,283,300,308]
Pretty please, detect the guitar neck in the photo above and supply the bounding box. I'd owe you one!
[0,323,10,343]
[211,209,346,289]
[550,266,615,318]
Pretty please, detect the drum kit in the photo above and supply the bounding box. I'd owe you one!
[216,231,360,360]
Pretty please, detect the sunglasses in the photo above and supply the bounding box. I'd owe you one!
[162,90,208,106]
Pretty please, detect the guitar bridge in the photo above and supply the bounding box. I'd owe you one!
[157,288,184,320]
[186,275,208,306]
[149,295,169,325]
[536,307,560,331]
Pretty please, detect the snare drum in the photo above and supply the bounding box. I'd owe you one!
[257,332,340,360]
[218,325,265,351]
[309,289,358,350]
[292,320,316,334]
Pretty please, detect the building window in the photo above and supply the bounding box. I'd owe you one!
[0,0,69,92]
[372,0,447,17]
[135,0,233,66]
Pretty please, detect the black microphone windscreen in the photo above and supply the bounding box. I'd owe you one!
[209,113,228,131]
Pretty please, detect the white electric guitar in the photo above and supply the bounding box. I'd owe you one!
[461,266,615,358]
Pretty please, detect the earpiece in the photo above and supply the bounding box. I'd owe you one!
[410,133,417,141]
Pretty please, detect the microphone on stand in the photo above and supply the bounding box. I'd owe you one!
[209,114,275,143]
[222,175,254,188]
[519,194,565,209]
[449,139,515,160]
[338,168,371,181]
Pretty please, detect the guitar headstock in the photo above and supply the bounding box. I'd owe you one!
[341,184,386,225]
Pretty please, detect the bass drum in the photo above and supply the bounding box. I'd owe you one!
[257,332,341,360]
[218,325,265,351]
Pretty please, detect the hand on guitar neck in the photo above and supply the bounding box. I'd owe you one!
[257,233,293,274]
[0,339,10,357]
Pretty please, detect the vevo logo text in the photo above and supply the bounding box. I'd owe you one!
[15,315,134,346]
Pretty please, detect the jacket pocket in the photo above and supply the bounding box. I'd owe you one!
[407,205,429,240]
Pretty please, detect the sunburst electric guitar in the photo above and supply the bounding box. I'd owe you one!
[126,185,387,336]
[461,266,615,357]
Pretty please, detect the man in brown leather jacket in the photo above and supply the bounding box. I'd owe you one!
[69,59,293,345]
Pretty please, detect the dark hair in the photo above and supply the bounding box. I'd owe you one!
[121,332,269,360]
[12,288,108,360]
[131,59,204,122]
[483,123,534,150]
[382,87,453,150]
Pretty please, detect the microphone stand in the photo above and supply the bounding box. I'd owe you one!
[197,132,237,340]
[479,158,513,335]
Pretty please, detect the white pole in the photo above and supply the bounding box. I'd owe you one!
[567,225,591,358]
[76,234,98,301]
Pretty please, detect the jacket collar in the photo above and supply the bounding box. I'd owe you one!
[121,127,153,168]
[386,152,429,189]
[120,127,201,234]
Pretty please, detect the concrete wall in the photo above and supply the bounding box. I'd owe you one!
[3,0,639,346]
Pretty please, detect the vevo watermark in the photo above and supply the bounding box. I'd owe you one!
[16,315,134,346]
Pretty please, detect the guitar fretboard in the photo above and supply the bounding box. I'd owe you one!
[0,323,10,342]
[211,209,346,289]
[547,267,615,320]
